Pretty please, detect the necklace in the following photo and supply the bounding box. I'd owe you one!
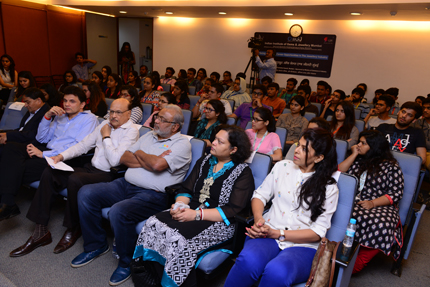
[199,156,234,203]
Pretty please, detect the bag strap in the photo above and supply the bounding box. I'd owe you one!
[305,238,327,287]
[328,241,341,287]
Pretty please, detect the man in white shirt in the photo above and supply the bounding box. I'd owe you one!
[364,95,396,129]
[10,98,139,257]
[254,48,277,81]
[192,83,232,120]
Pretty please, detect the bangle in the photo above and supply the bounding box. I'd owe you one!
[370,200,374,208]
[201,209,204,221]
[44,115,51,120]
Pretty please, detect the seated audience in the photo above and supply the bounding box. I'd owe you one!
[221,70,233,87]
[72,52,97,83]
[210,71,220,83]
[127,71,142,90]
[133,125,254,287]
[143,92,176,128]
[139,65,148,80]
[105,73,122,99]
[177,69,187,81]
[82,80,107,117]
[356,83,368,97]
[221,77,251,108]
[339,130,404,274]
[0,88,50,155]
[246,107,282,162]
[58,70,79,94]
[186,68,202,93]
[377,101,426,165]
[262,82,286,118]
[194,99,227,148]
[276,95,309,146]
[411,98,430,170]
[197,78,214,97]
[415,96,425,106]
[308,117,331,131]
[0,86,98,221]
[347,87,369,120]
[309,80,330,105]
[40,83,62,108]
[140,76,161,110]
[320,89,346,119]
[91,71,103,88]
[0,54,18,103]
[15,71,36,102]
[229,84,270,129]
[101,66,112,93]
[161,67,176,86]
[260,76,272,91]
[192,83,232,120]
[173,80,190,109]
[196,68,208,82]
[225,128,339,287]
[278,78,297,103]
[300,78,310,86]
[71,105,191,286]
[364,95,396,129]
[385,87,400,115]
[105,85,143,124]
[151,71,164,91]
[371,88,385,105]
[10,98,139,257]
[297,85,319,115]
[330,101,359,149]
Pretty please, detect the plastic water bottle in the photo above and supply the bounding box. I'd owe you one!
[341,218,357,257]
[112,238,120,259]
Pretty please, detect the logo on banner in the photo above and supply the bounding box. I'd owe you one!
[287,36,302,42]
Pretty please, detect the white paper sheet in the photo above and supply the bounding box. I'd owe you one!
[9,102,25,111]
[44,156,74,172]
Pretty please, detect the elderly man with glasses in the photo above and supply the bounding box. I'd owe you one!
[71,104,192,286]
[10,98,139,259]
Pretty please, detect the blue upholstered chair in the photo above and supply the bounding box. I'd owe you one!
[354,109,361,120]
[181,109,192,135]
[105,98,114,109]
[7,87,16,102]
[390,151,425,276]
[161,83,171,92]
[282,108,291,114]
[285,139,348,166]
[355,120,365,133]
[188,86,196,95]
[140,103,154,125]
[227,117,236,125]
[0,102,28,130]
[188,95,200,110]
[227,99,235,111]
[304,112,317,122]
[314,103,322,114]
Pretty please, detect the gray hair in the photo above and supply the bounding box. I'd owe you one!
[165,104,184,131]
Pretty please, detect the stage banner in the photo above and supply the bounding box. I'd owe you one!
[255,32,337,78]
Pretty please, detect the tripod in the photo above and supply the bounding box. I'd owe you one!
[244,56,260,90]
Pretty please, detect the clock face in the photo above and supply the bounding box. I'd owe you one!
[290,24,303,37]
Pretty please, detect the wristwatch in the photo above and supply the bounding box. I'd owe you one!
[195,210,201,221]
[278,229,286,241]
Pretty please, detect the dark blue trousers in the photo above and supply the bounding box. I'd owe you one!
[78,177,168,268]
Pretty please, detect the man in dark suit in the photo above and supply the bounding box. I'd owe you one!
[0,87,50,156]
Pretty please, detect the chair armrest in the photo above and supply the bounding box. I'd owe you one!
[335,240,360,267]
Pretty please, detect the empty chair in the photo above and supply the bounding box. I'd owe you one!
[188,86,196,95]
[140,103,154,125]
[181,109,192,135]
[0,102,29,130]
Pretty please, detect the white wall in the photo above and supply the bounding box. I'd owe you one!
[153,17,430,103]
[86,13,117,73]
[119,18,140,69]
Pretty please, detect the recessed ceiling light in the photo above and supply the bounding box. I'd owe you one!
[119,11,127,14]
[219,12,227,15]
[350,12,362,16]
[165,12,173,15]
[284,13,294,16]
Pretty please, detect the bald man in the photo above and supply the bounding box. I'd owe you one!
[11,98,140,257]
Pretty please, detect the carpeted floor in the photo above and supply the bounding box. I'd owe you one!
[1,186,429,287]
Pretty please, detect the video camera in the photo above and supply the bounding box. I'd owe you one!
[248,36,264,50]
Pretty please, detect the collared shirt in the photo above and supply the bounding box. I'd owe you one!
[19,107,41,131]
[72,62,96,81]
[255,57,277,81]
[36,111,98,157]
[161,78,176,85]
[125,131,192,191]
[60,120,139,172]
[252,160,339,250]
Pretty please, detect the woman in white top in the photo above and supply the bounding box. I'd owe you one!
[0,54,18,102]
[225,128,339,287]
[246,107,282,162]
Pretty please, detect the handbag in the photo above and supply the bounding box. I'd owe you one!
[305,237,340,287]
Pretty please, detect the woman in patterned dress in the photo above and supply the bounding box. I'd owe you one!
[339,130,404,273]
[133,125,254,287]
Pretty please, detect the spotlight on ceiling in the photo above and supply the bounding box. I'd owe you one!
[119,11,127,14]
[350,12,362,16]
[219,12,227,15]
[284,13,294,16]
[165,12,173,15]
[390,11,397,16]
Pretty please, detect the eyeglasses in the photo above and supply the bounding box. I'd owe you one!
[204,107,215,112]
[158,99,168,104]
[252,92,263,96]
[109,110,129,116]
[154,113,176,124]
[252,117,264,122]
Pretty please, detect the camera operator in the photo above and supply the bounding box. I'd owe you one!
[254,48,277,82]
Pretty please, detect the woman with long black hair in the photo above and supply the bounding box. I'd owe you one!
[330,100,359,149]
[225,128,339,287]
[339,130,404,274]
[173,80,190,110]
[0,54,18,102]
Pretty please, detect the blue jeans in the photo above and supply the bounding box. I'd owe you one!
[224,237,316,287]
[78,178,168,268]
